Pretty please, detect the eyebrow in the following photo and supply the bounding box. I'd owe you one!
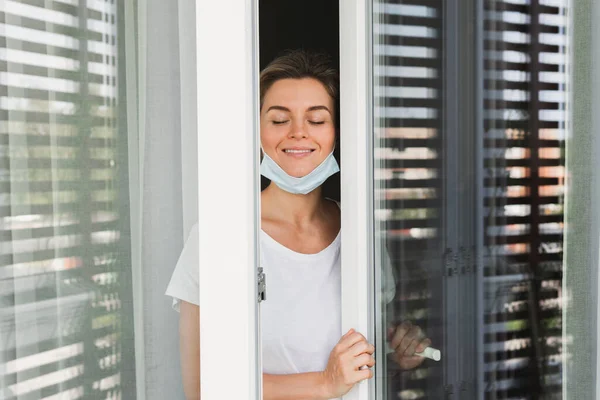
[266,105,332,114]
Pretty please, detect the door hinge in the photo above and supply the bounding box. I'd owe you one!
[258,267,266,303]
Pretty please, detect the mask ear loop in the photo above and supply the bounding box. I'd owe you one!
[332,125,340,156]
[331,136,339,161]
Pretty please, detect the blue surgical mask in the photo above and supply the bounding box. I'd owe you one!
[260,151,340,195]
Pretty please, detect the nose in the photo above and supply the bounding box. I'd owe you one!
[288,119,307,139]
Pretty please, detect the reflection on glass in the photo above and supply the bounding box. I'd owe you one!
[373,0,568,399]
[481,0,567,397]
[0,1,135,399]
[373,2,445,398]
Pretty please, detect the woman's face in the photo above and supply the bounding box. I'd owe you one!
[260,78,336,178]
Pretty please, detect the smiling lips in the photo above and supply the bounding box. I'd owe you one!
[283,148,315,158]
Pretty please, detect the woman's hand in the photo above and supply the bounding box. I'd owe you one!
[387,321,431,370]
[320,328,375,398]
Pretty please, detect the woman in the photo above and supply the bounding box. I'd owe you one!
[166,50,432,400]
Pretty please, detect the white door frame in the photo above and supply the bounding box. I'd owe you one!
[196,1,262,399]
[340,0,375,399]
[196,0,374,398]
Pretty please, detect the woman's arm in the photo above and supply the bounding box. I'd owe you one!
[179,304,372,400]
[265,329,374,400]
[179,301,201,400]
[263,373,330,400]
[179,303,329,400]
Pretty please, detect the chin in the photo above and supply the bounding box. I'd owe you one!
[278,162,313,178]
[285,167,312,178]
[289,171,309,178]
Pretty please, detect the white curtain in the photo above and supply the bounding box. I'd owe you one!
[131,0,197,398]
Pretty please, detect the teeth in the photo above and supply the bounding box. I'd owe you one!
[285,149,312,153]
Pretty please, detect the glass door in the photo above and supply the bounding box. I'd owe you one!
[195,1,262,399]
[372,0,471,396]
[370,0,571,398]
[371,1,452,398]
[340,0,587,399]
[340,0,450,398]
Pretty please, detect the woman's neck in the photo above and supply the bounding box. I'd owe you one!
[261,183,326,227]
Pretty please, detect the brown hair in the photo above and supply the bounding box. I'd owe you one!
[260,50,339,128]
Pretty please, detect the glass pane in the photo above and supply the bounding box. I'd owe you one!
[479,1,567,397]
[372,0,571,398]
[0,1,136,398]
[373,1,446,398]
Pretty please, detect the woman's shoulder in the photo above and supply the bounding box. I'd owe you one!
[165,222,200,311]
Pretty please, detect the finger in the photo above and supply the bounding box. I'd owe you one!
[353,353,375,369]
[336,329,355,347]
[397,326,422,357]
[348,340,375,357]
[386,327,395,341]
[399,354,426,368]
[339,331,367,351]
[403,326,425,356]
[332,329,356,355]
[404,336,420,357]
[415,338,432,354]
[390,321,412,351]
[355,367,374,382]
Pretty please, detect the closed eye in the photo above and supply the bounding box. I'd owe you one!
[309,121,325,125]
[272,120,289,125]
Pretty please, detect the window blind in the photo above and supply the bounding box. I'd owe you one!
[0,0,135,398]
[374,0,445,397]
[482,0,566,397]
[375,0,567,398]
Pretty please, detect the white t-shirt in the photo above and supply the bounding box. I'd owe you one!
[165,212,396,393]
